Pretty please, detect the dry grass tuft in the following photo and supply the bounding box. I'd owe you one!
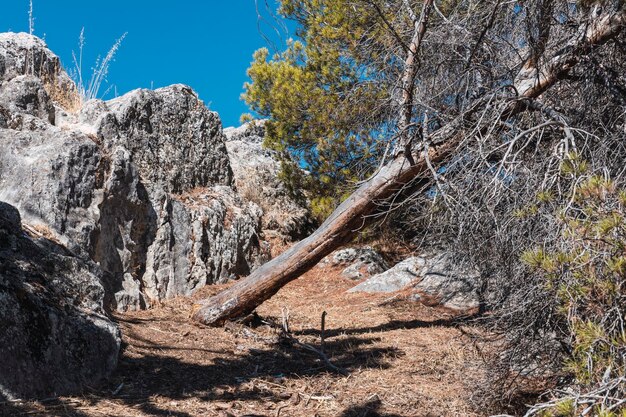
[43,75,82,113]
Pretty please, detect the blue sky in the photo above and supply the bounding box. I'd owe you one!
[0,1,292,127]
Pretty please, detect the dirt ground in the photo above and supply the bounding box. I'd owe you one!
[1,263,487,417]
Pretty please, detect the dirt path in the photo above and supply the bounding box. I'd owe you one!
[2,263,485,417]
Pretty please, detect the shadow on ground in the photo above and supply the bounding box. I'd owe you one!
[338,398,405,417]
[0,323,410,417]
[295,316,472,338]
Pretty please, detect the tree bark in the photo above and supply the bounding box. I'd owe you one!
[193,8,626,326]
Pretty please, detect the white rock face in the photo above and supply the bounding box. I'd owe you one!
[0,33,268,311]
[97,85,234,193]
[0,32,77,108]
[224,121,313,241]
[349,253,480,313]
[320,246,389,280]
[348,257,424,292]
[0,32,63,81]
[0,75,54,123]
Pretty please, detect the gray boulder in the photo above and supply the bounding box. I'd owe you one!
[0,32,63,82]
[348,256,424,292]
[0,201,120,399]
[139,185,268,308]
[349,253,480,313]
[82,89,267,310]
[0,125,102,254]
[224,121,313,240]
[321,246,389,280]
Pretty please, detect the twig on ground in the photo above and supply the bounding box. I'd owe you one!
[280,309,349,376]
[320,311,327,353]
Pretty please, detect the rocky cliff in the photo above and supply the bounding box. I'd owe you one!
[0,33,311,313]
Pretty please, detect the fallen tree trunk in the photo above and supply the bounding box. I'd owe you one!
[193,8,626,326]
[192,148,452,325]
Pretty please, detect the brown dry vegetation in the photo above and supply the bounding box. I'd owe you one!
[0,262,486,417]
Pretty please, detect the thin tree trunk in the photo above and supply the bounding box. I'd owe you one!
[193,8,626,326]
[397,0,434,164]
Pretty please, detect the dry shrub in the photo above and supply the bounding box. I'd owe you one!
[363,9,626,412]
[389,61,626,417]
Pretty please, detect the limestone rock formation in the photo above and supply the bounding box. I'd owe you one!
[224,121,313,241]
[0,32,77,111]
[0,33,268,311]
[76,87,268,310]
[320,246,389,279]
[349,253,480,313]
[0,201,120,399]
[0,32,281,398]
[0,32,67,83]
[348,256,422,292]
[88,85,233,193]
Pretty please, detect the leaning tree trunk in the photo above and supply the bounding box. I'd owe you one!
[193,8,626,326]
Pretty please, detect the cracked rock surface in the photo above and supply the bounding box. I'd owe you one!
[0,33,269,312]
[224,121,313,241]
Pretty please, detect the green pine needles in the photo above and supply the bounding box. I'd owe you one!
[522,156,626,416]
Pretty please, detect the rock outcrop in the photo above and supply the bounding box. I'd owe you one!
[320,246,389,279]
[0,75,54,123]
[0,32,70,85]
[0,33,268,311]
[0,32,318,398]
[76,87,268,310]
[87,86,233,193]
[349,253,480,313]
[224,121,313,241]
[0,201,120,399]
[0,32,77,112]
